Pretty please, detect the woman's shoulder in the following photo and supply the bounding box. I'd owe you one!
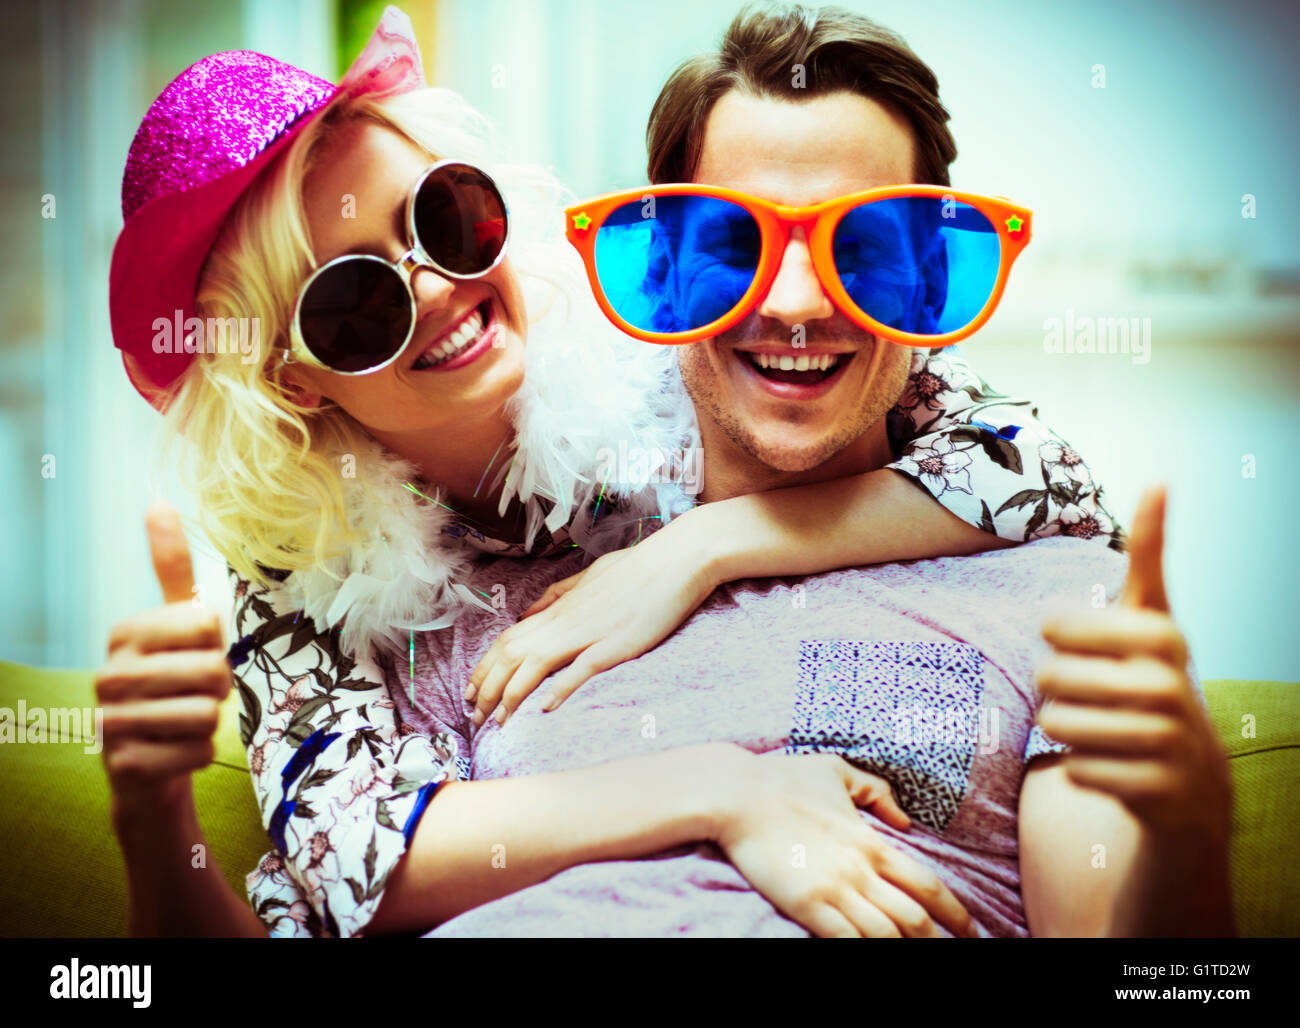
[225,564,355,681]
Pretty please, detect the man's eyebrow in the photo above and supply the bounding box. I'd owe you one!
[685,211,756,235]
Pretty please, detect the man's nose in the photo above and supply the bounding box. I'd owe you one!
[756,226,834,327]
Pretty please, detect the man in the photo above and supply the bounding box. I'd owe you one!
[104,3,1234,938]
[371,4,1232,937]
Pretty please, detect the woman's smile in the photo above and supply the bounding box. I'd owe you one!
[410,297,498,371]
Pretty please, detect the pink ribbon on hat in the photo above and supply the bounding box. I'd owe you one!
[338,5,427,100]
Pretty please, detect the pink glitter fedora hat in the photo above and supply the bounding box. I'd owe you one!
[109,6,426,410]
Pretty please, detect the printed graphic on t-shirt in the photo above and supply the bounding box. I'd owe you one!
[787,640,990,832]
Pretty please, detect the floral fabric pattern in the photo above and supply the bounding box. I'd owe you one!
[233,346,1117,936]
[887,347,1123,549]
[229,570,460,938]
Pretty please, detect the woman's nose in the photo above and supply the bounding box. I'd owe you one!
[404,251,458,311]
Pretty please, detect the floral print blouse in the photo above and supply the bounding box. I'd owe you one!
[230,345,1120,937]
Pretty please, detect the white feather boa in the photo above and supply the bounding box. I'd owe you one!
[278,280,700,663]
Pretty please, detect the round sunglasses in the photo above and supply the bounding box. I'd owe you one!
[285,160,509,375]
[564,184,1032,348]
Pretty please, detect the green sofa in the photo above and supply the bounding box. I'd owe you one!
[1,660,1296,937]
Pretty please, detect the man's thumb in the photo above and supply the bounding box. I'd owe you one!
[1120,485,1170,612]
[145,501,196,605]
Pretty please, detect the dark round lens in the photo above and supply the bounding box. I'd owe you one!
[412,163,508,275]
[298,258,412,372]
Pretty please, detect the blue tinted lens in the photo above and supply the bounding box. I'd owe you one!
[833,197,1000,335]
[593,195,760,334]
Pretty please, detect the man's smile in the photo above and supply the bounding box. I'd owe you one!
[730,344,857,400]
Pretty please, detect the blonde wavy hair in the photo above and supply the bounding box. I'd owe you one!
[159,87,579,591]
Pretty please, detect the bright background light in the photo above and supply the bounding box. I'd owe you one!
[2,0,1296,683]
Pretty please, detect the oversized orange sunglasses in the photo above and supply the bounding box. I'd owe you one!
[565,184,1032,348]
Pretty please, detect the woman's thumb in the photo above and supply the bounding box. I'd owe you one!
[145,501,196,605]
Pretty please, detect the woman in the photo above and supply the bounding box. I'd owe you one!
[100,8,1123,938]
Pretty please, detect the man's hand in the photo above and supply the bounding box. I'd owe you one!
[1034,486,1231,839]
[716,752,979,938]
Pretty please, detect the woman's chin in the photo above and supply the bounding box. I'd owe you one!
[328,330,527,434]
[422,341,526,414]
[482,331,527,393]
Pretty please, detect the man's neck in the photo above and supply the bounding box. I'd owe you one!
[699,419,895,503]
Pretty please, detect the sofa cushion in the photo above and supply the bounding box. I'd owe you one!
[0,661,265,937]
[1,662,1296,936]
[1203,678,1300,937]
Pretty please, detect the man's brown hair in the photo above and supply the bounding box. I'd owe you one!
[647,2,957,186]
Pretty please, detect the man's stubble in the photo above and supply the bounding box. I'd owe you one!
[680,338,913,476]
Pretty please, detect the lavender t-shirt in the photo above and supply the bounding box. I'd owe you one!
[387,537,1131,937]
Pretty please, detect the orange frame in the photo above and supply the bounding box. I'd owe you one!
[565,184,1032,348]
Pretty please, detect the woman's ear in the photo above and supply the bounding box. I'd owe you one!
[277,366,324,409]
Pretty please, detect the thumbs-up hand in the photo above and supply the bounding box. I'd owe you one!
[95,501,232,811]
[1034,486,1230,839]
